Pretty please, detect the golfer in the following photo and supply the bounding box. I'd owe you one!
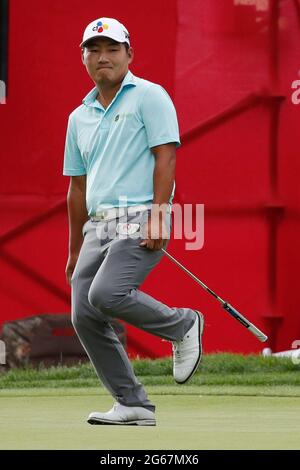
[63,17,204,426]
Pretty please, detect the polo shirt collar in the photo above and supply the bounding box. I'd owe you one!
[82,70,136,107]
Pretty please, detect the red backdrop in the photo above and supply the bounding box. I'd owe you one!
[0,0,299,358]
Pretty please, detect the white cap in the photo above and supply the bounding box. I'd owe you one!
[80,17,130,48]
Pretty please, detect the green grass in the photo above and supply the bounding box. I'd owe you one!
[1,394,300,449]
[1,354,300,449]
[0,354,299,392]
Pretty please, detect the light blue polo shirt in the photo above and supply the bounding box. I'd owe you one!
[63,70,181,216]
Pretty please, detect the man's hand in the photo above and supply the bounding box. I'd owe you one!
[139,211,170,251]
[65,254,79,286]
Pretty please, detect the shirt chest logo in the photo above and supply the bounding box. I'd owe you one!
[114,113,134,122]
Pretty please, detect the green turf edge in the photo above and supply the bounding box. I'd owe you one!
[1,372,300,389]
[1,354,300,389]
[0,384,300,398]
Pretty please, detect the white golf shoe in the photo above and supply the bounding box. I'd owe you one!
[172,310,204,384]
[87,402,156,426]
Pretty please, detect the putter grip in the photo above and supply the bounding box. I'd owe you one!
[223,302,268,343]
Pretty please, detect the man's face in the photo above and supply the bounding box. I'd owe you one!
[82,37,133,85]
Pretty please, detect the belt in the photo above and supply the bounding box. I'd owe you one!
[90,204,152,222]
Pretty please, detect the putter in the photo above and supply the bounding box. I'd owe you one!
[161,248,268,343]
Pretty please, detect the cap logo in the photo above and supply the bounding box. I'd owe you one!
[92,21,109,33]
[123,30,130,40]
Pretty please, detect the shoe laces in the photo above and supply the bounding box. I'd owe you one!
[172,341,183,358]
[172,330,191,358]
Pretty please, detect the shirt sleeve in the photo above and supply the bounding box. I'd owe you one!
[63,115,87,176]
[140,84,181,149]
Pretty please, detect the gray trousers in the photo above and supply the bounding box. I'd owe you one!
[71,208,197,412]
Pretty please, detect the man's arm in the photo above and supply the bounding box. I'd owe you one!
[65,175,89,284]
[152,143,176,207]
[139,143,176,251]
